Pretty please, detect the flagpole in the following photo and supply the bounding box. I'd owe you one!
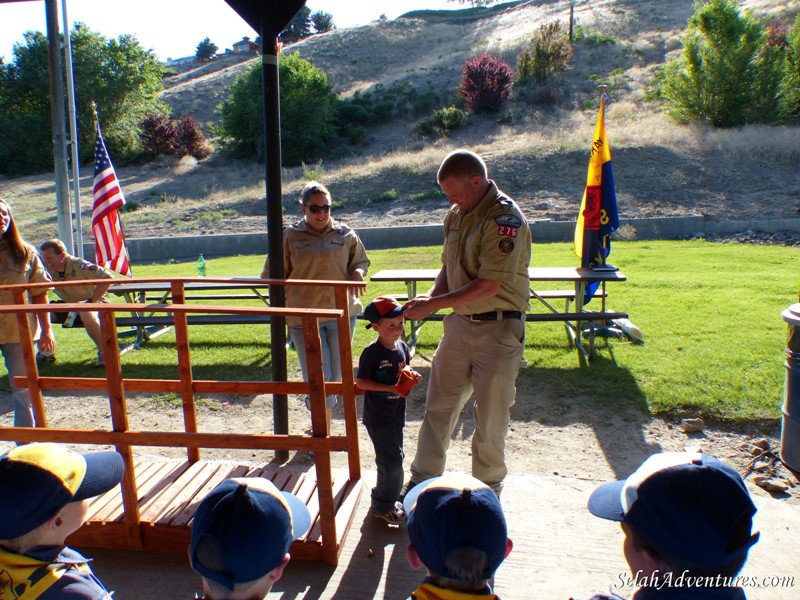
[62,0,84,259]
[597,84,608,269]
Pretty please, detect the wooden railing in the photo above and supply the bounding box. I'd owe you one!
[0,278,363,564]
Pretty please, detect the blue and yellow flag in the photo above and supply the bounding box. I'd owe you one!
[574,96,619,301]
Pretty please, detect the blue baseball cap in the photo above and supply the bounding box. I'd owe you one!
[190,478,311,591]
[363,296,404,329]
[0,443,124,539]
[403,473,509,581]
[588,452,759,566]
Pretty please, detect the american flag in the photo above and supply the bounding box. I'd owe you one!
[92,124,132,277]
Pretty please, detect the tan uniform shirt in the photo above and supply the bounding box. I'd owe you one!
[0,240,52,343]
[261,219,370,326]
[443,181,531,315]
[45,254,114,303]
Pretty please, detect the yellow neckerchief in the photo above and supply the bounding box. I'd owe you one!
[0,546,92,599]
[410,581,499,600]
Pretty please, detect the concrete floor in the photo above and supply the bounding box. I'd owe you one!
[87,470,797,599]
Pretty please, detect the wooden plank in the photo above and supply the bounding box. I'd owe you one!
[333,479,364,550]
[85,460,158,522]
[138,460,213,522]
[174,463,252,527]
[149,462,225,526]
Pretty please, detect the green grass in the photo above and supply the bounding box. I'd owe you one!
[4,241,798,425]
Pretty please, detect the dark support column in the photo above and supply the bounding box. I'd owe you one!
[262,33,288,460]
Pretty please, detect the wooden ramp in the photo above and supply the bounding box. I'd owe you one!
[69,459,363,561]
[1,278,366,565]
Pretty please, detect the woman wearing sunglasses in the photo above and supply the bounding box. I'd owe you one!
[262,181,370,424]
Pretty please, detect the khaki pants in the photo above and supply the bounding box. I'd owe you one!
[410,312,525,488]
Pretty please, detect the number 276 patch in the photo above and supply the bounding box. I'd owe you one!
[497,225,518,237]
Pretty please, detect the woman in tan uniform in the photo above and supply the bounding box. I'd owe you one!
[0,199,55,427]
[262,182,370,422]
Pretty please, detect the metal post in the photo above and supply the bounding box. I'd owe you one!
[61,0,84,258]
[780,303,800,472]
[262,33,288,461]
[44,0,74,253]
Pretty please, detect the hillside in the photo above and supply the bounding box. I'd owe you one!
[1,0,799,243]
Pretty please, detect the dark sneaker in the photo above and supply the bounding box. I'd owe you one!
[372,501,406,525]
[36,352,57,365]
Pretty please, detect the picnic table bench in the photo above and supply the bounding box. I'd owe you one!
[370,267,628,361]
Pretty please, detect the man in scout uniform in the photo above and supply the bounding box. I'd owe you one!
[403,149,531,497]
[39,239,115,367]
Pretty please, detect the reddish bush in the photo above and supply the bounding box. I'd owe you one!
[175,114,212,160]
[460,53,514,113]
[140,112,178,157]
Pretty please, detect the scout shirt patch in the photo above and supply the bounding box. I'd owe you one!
[498,238,515,254]
[495,214,521,238]
[80,261,98,271]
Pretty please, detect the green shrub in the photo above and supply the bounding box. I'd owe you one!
[416,106,467,138]
[516,21,573,84]
[658,0,794,126]
[218,52,337,164]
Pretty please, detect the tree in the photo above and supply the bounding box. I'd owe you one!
[280,6,312,44]
[0,23,165,175]
[311,11,335,34]
[218,52,337,165]
[195,37,218,62]
[659,0,791,126]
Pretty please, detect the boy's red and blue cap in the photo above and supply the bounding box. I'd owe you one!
[363,296,404,329]
[588,451,759,566]
[190,478,311,591]
[0,443,124,539]
[403,473,508,582]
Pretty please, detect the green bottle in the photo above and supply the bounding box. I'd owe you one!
[197,254,206,277]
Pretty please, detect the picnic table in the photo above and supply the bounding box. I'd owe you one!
[369,267,628,360]
[107,278,273,349]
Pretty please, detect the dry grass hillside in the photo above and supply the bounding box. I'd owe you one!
[1,0,799,243]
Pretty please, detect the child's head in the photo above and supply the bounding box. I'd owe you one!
[403,473,512,592]
[0,443,124,551]
[190,477,311,600]
[363,296,405,341]
[588,451,759,580]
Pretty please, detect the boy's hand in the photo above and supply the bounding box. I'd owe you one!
[394,366,422,397]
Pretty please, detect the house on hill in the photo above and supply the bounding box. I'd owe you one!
[232,36,259,55]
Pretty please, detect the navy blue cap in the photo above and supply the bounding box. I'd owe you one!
[588,452,759,566]
[403,473,509,581]
[190,478,311,591]
[0,443,124,538]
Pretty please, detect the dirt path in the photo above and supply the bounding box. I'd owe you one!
[2,382,795,504]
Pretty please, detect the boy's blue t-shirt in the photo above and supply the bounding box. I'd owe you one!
[357,338,411,428]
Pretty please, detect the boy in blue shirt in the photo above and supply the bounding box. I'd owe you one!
[357,296,422,524]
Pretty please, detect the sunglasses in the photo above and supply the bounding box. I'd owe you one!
[305,204,332,214]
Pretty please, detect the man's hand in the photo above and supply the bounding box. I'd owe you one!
[403,295,433,320]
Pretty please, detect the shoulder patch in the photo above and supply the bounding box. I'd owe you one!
[495,214,522,228]
[80,261,98,271]
[498,238,515,254]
